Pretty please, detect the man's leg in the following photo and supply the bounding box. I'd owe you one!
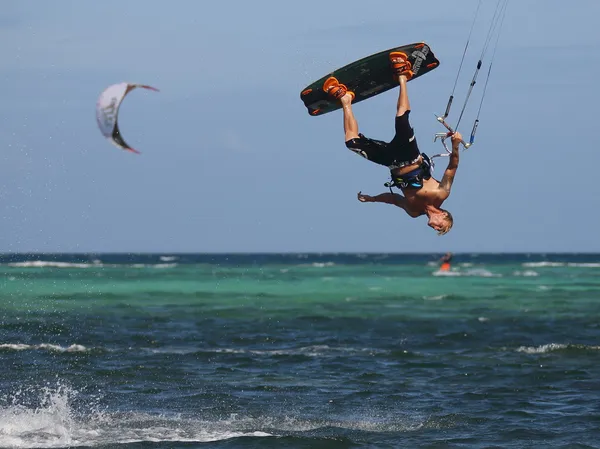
[324,76,389,165]
[340,93,360,142]
[388,54,420,168]
[323,77,359,143]
[396,74,411,117]
[389,53,414,117]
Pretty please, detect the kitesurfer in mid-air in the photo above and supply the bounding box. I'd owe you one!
[323,52,461,236]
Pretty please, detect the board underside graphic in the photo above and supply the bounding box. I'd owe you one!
[300,42,440,116]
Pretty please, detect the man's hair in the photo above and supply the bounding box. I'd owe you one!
[437,209,454,236]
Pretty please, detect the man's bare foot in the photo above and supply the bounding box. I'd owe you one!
[340,91,355,106]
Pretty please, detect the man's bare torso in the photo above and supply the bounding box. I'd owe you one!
[393,158,447,217]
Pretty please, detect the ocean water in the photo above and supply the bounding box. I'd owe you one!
[1,253,599,448]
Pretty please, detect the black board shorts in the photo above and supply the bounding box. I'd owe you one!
[345,110,421,168]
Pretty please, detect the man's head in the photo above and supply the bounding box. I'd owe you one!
[427,208,453,236]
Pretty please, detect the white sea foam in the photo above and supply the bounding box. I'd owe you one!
[515,343,600,354]
[465,268,500,277]
[513,270,539,277]
[0,385,76,448]
[7,261,98,269]
[566,263,600,268]
[431,270,461,277]
[516,343,568,353]
[128,263,177,269]
[522,261,600,268]
[423,295,448,301]
[521,262,565,268]
[152,263,177,269]
[432,268,499,277]
[0,343,89,353]
[0,385,272,448]
[5,260,176,269]
[211,345,390,357]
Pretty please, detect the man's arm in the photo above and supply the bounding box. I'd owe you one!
[357,191,408,210]
[438,131,462,195]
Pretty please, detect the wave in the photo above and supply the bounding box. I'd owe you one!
[515,343,600,354]
[522,262,600,268]
[0,383,434,448]
[0,385,271,448]
[512,270,539,277]
[5,260,177,269]
[129,263,178,269]
[310,262,335,268]
[0,343,394,358]
[144,344,391,358]
[7,261,99,269]
[422,294,448,301]
[521,262,565,267]
[431,270,462,277]
[432,268,500,277]
[0,343,90,353]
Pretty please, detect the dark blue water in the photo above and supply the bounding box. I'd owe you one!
[1,253,599,448]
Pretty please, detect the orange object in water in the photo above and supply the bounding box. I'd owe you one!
[440,262,451,271]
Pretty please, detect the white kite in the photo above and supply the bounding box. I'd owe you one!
[95,82,159,154]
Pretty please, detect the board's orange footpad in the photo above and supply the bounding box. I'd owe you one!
[323,77,354,101]
[323,77,348,100]
[389,52,414,80]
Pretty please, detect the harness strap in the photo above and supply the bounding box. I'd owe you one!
[384,154,433,191]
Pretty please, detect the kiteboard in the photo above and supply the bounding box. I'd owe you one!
[300,42,440,117]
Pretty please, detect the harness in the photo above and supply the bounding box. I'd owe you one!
[384,153,433,191]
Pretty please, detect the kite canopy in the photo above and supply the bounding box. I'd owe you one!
[95,82,159,154]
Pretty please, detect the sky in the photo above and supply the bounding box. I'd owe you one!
[1,0,600,253]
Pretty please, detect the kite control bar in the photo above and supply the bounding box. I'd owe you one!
[435,116,472,149]
[431,115,477,159]
[432,116,479,159]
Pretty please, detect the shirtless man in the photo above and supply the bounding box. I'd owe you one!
[324,52,461,236]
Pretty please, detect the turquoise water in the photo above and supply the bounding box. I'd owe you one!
[1,253,599,448]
